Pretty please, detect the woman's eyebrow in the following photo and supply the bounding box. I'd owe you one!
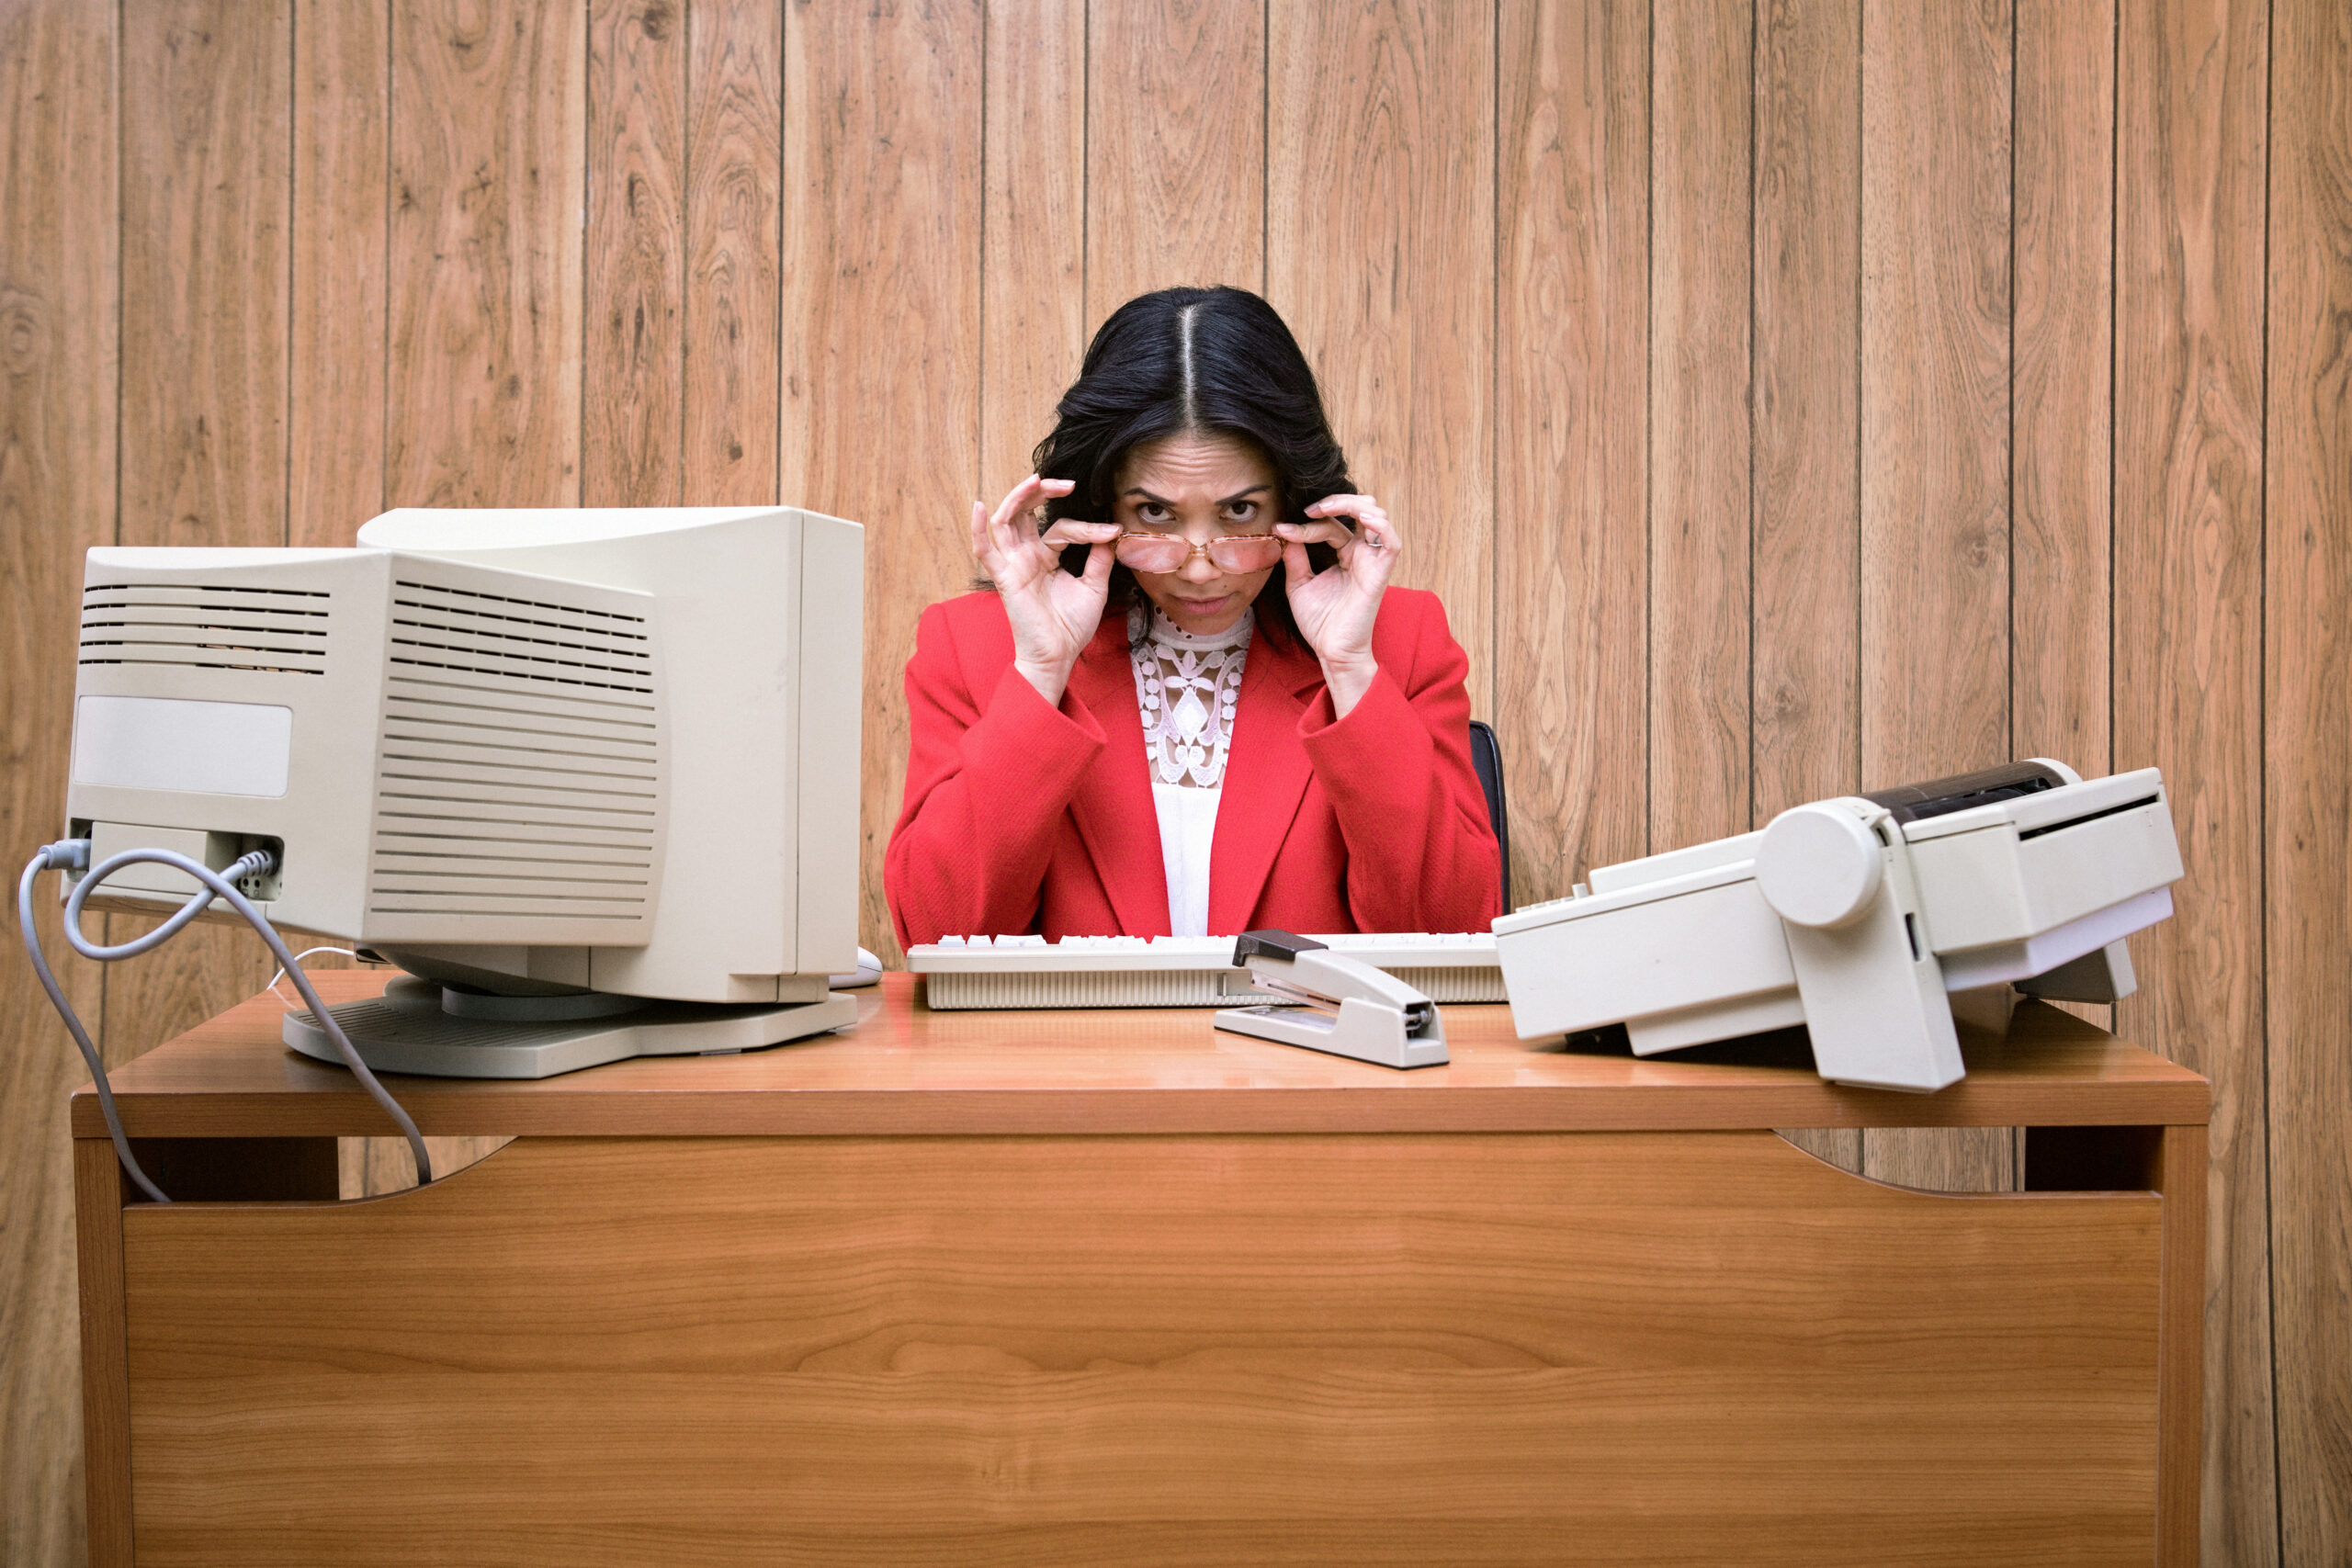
[1119,483,1272,505]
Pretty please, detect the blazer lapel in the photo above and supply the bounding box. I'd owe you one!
[1207,625,1322,934]
[1066,615,1170,936]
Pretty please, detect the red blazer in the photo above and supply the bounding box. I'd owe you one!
[885,588,1502,945]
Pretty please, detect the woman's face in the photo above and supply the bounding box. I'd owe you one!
[1113,432,1283,637]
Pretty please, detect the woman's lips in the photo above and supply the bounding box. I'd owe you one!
[1173,593,1231,615]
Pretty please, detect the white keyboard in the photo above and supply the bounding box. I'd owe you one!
[908,932,1504,1010]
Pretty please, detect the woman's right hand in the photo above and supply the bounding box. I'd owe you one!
[970,474,1120,705]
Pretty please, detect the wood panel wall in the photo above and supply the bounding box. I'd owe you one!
[1,3,2343,1563]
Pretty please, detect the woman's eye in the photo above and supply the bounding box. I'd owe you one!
[1225,502,1258,523]
[1136,503,1171,525]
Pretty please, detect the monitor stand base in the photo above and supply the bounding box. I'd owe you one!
[283,976,860,1080]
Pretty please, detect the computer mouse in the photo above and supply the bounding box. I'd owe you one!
[829,947,884,988]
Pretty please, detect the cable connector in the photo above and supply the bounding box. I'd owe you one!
[41,838,91,872]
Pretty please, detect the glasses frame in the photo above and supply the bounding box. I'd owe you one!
[1112,530,1285,574]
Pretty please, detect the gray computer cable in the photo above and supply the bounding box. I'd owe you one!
[17,840,433,1201]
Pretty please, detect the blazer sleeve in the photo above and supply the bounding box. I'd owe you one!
[1295,596,1503,933]
[883,602,1109,947]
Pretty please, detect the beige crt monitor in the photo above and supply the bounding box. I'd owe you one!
[64,506,865,1077]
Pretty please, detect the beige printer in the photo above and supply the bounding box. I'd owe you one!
[1491,761,2184,1092]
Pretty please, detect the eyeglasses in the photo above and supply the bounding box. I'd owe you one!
[1113,531,1285,574]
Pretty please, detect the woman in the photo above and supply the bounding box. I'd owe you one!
[885,286,1499,945]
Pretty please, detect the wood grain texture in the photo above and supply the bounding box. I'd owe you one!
[387,0,585,508]
[781,0,983,965]
[2263,0,2352,1557]
[585,0,685,508]
[2010,0,2116,1044]
[3,6,2339,1553]
[72,1141,130,1568]
[118,1131,2172,1565]
[1267,0,1495,715]
[107,0,289,1068]
[337,1132,514,1199]
[290,0,389,547]
[1084,0,1263,326]
[1751,0,1859,822]
[1858,0,2011,792]
[80,973,2212,1143]
[119,0,291,557]
[2010,0,2113,780]
[1647,0,1751,852]
[682,0,782,504]
[1753,0,1862,1176]
[981,0,1086,503]
[0,6,114,1562]
[2156,1121,2209,1566]
[1495,0,1647,902]
[1858,0,2014,1196]
[2114,2,2276,1562]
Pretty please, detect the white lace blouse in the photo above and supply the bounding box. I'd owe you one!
[1129,601,1251,936]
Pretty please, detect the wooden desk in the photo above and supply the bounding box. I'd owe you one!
[74,972,2206,1566]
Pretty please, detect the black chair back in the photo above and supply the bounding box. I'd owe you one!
[1467,719,1510,912]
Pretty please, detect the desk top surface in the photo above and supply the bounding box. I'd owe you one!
[73,970,2209,1140]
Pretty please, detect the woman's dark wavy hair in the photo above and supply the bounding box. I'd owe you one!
[1035,286,1350,645]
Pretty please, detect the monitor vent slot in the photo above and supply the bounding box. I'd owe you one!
[367,657,662,925]
[77,582,330,676]
[388,578,653,694]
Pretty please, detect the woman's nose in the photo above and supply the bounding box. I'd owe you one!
[1179,547,1220,581]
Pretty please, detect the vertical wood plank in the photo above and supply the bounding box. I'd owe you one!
[1751,0,1858,822]
[1266,0,1495,716]
[1858,0,2012,783]
[0,6,115,1560]
[2116,2,2276,1560]
[291,0,390,547]
[2011,0,2116,1045]
[2010,0,2113,781]
[683,0,782,505]
[782,0,983,964]
[119,1,292,554]
[1858,0,2013,1194]
[108,0,291,1062]
[1495,0,1648,903]
[2264,0,2351,1559]
[1085,0,1263,328]
[388,0,586,508]
[1753,0,1861,1175]
[586,0,685,508]
[1648,0,1751,853]
[982,0,1086,504]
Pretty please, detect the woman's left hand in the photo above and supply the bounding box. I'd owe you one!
[1275,494,1397,716]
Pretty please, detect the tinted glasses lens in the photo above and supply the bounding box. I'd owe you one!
[1114,535,1190,571]
[1208,536,1284,571]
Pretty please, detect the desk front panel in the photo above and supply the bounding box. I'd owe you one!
[118,1127,2163,1566]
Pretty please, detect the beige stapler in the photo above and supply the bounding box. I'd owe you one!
[1212,931,1450,1069]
